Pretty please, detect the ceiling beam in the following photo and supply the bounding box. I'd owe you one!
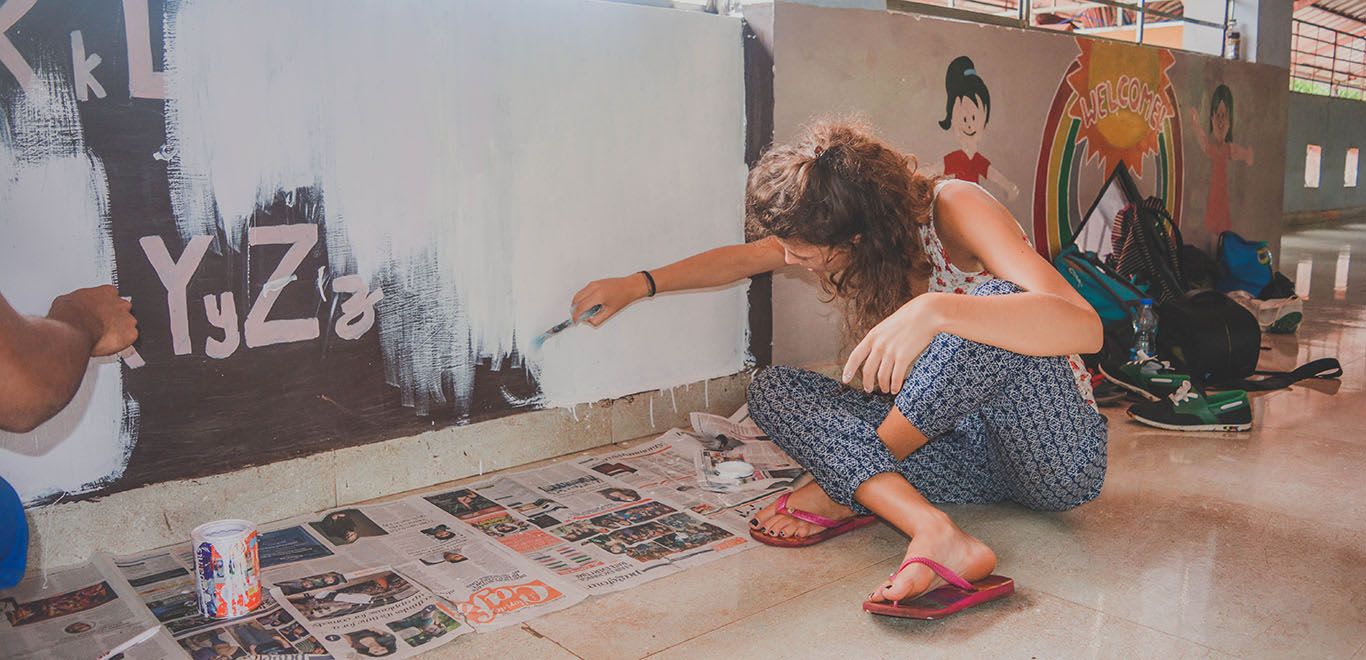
[1306,3,1366,25]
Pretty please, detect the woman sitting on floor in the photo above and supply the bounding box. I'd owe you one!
[571,120,1107,617]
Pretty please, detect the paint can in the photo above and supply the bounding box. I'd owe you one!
[191,519,262,619]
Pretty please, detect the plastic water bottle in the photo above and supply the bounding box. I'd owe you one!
[1225,20,1242,61]
[1132,299,1157,361]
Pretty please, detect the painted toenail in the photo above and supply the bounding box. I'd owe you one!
[749,519,757,526]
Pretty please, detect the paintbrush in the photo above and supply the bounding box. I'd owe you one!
[531,304,603,350]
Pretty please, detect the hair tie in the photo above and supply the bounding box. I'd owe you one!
[813,145,824,158]
[963,68,977,76]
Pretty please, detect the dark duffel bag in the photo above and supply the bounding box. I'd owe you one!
[1158,290,1341,390]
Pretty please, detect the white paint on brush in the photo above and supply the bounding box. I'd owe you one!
[164,0,749,412]
[0,68,136,505]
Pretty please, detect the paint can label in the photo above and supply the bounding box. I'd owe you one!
[191,519,262,619]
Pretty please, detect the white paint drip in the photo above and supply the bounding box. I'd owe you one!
[648,397,656,429]
[164,0,749,413]
[704,379,710,410]
[0,67,138,505]
[670,387,678,413]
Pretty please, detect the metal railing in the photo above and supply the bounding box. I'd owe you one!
[889,0,1230,54]
[1290,18,1365,100]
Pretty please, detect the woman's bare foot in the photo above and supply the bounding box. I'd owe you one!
[750,481,859,539]
[869,515,997,604]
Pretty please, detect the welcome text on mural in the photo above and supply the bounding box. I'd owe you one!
[142,223,384,359]
[1076,74,1173,131]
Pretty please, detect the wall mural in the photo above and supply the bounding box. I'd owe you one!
[1188,84,1255,237]
[927,56,1021,201]
[1033,38,1185,259]
[0,0,750,506]
[759,3,1288,366]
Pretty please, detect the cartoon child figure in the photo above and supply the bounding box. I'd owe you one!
[1188,84,1254,237]
[930,56,1019,201]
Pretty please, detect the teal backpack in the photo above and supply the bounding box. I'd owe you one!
[1055,245,1151,365]
[1054,244,1149,324]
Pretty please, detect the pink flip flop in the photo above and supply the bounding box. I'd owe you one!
[862,557,1014,619]
[749,492,878,548]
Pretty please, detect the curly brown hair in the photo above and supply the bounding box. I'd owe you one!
[746,120,937,339]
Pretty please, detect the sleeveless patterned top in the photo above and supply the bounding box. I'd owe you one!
[917,181,1097,410]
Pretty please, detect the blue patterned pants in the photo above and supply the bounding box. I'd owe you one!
[747,280,1108,515]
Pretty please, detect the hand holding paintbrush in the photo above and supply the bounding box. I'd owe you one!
[530,304,604,350]
[569,270,657,329]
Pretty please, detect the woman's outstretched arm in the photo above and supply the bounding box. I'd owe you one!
[571,237,786,325]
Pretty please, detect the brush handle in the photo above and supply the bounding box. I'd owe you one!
[577,304,604,323]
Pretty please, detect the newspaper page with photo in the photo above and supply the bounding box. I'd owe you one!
[693,433,804,496]
[578,429,799,521]
[688,404,766,442]
[99,547,332,658]
[275,499,585,631]
[576,434,742,517]
[422,462,752,594]
[271,568,469,659]
[0,561,183,659]
[394,498,585,631]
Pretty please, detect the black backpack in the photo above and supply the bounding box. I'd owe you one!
[1180,244,1219,291]
[1157,290,1341,390]
[1109,198,1187,304]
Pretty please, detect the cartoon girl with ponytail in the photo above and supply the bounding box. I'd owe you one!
[928,56,1020,201]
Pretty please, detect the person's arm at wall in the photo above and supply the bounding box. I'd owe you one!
[571,237,786,325]
[0,286,138,433]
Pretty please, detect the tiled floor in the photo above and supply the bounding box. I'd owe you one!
[418,223,1366,659]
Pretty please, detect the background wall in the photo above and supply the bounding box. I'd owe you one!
[754,3,1290,366]
[1284,92,1366,214]
[0,0,751,507]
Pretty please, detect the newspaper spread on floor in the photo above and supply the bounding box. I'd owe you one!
[688,404,802,497]
[422,460,754,594]
[270,568,469,659]
[688,404,766,442]
[0,561,182,659]
[98,543,335,659]
[577,425,798,519]
[268,498,586,632]
[1,406,801,658]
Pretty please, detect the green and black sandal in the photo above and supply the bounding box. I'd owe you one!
[1099,352,1191,402]
[1127,381,1253,432]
